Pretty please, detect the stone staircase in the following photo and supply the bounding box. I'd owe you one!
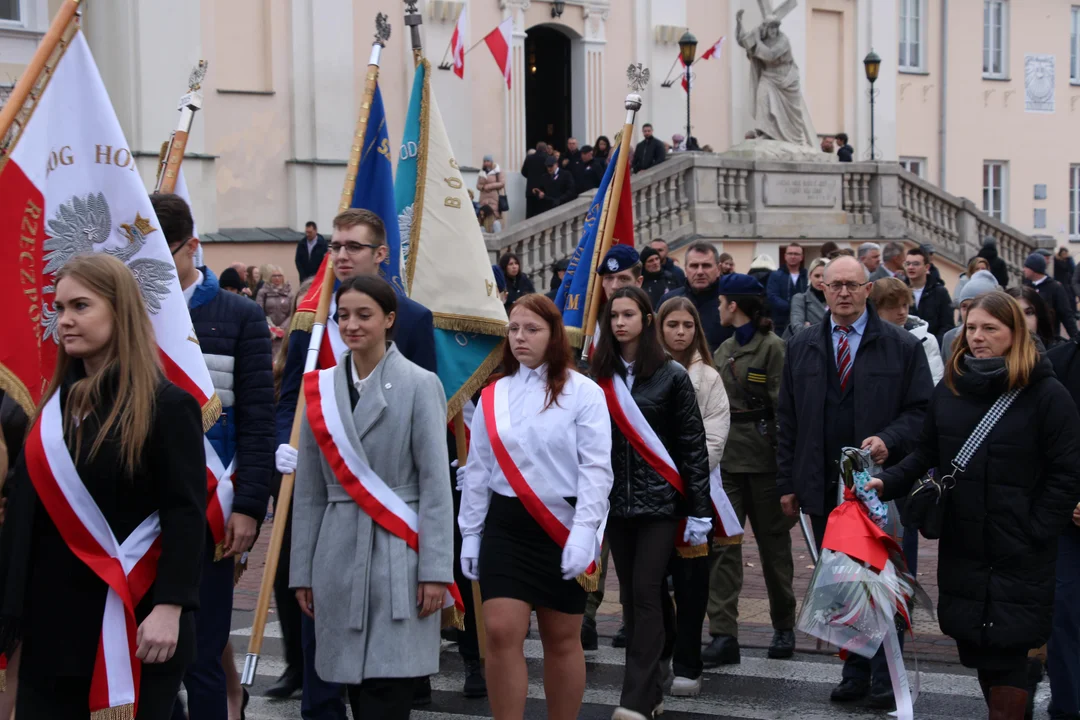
[487,151,1042,292]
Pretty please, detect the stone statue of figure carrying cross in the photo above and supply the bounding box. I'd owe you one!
[736,0,818,147]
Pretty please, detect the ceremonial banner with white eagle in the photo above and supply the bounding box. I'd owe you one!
[395,60,506,416]
[0,28,218,428]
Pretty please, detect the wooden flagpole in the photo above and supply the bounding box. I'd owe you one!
[453,412,487,663]
[155,60,207,195]
[580,70,649,356]
[242,14,392,687]
[0,0,81,145]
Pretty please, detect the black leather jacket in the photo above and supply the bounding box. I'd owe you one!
[608,360,711,520]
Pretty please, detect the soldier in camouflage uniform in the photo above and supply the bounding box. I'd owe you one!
[703,274,797,666]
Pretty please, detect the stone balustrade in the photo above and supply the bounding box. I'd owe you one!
[487,152,1041,290]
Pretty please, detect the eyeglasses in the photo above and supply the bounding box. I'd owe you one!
[903,261,925,269]
[329,241,380,255]
[508,324,545,337]
[824,281,869,294]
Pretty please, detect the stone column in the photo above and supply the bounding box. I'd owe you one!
[286,0,355,230]
[501,0,530,227]
[581,3,609,144]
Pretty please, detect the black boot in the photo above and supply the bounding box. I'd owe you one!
[767,629,795,659]
[412,676,432,707]
[264,666,303,700]
[612,624,627,648]
[830,678,869,702]
[701,635,740,667]
[581,616,599,651]
[463,661,487,699]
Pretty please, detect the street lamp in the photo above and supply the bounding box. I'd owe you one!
[679,30,698,145]
[551,0,564,18]
[863,49,881,160]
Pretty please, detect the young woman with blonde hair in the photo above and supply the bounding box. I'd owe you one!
[0,253,207,719]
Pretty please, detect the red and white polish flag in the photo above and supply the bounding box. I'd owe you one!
[484,17,513,90]
[451,6,468,79]
[0,28,216,418]
[700,36,725,61]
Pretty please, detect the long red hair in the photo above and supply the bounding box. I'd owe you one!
[496,293,573,409]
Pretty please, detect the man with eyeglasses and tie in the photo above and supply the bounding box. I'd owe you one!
[775,256,933,710]
[273,208,436,719]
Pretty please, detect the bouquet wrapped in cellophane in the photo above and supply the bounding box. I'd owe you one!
[798,448,932,656]
[796,449,933,719]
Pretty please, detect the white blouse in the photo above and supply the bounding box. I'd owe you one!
[458,364,614,539]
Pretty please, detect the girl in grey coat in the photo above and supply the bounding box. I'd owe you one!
[291,275,454,718]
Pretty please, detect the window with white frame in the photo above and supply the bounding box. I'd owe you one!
[983,0,1008,79]
[1070,165,1080,239]
[1072,7,1080,83]
[899,157,926,178]
[0,0,20,23]
[983,161,1007,221]
[899,0,925,71]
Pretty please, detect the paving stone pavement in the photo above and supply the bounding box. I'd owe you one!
[236,517,957,664]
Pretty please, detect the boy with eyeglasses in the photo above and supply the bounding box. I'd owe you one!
[904,246,954,347]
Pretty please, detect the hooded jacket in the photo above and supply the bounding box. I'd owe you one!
[977,241,1011,288]
[879,356,1080,652]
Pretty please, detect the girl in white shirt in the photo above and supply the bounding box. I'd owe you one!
[459,293,613,720]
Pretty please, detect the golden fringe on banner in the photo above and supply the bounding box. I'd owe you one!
[213,540,225,562]
[201,394,222,434]
[575,564,601,593]
[445,344,504,421]
[565,327,586,350]
[432,313,508,338]
[676,543,710,559]
[0,668,6,693]
[713,535,743,547]
[403,59,433,289]
[442,604,465,631]
[91,703,134,720]
[289,310,315,334]
[0,363,34,417]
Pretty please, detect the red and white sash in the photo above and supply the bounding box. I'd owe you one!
[709,466,744,543]
[597,374,707,557]
[25,392,161,719]
[204,437,235,557]
[316,304,347,370]
[479,379,604,588]
[302,368,465,625]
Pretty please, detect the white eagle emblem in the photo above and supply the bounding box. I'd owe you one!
[40,192,175,343]
[606,257,620,272]
[397,204,414,269]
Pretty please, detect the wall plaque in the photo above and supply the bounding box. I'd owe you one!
[763,173,839,207]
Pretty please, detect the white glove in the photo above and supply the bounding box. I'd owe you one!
[276,444,298,475]
[451,459,466,492]
[460,534,481,581]
[683,516,713,547]
[561,526,595,581]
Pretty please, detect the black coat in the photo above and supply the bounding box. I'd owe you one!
[776,308,933,515]
[539,169,577,210]
[504,274,536,310]
[662,258,686,285]
[521,152,549,191]
[879,357,1080,653]
[659,280,734,352]
[295,234,328,282]
[632,137,666,173]
[978,243,1011,289]
[0,377,206,676]
[607,360,711,520]
[576,160,605,192]
[1048,339,1080,544]
[641,268,680,310]
[1028,277,1078,339]
[909,276,955,347]
[837,144,854,162]
[765,267,808,336]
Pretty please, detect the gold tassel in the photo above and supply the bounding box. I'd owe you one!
[444,344,505,421]
[441,604,465,631]
[212,541,225,562]
[432,313,509,338]
[200,394,222,434]
[565,327,586,350]
[289,310,315,334]
[575,565,601,593]
[91,703,134,720]
[676,543,710,559]
[712,535,743,547]
[0,668,6,693]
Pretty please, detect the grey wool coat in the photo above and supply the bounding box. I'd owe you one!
[290,343,453,684]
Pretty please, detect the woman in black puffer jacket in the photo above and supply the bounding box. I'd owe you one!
[590,286,710,720]
[868,291,1080,719]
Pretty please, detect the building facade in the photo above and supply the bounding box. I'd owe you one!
[1,0,1075,284]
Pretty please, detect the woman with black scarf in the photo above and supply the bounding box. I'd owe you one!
[498,252,536,312]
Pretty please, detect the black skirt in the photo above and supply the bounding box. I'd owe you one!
[480,493,587,615]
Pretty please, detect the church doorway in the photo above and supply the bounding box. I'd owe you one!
[524,25,572,155]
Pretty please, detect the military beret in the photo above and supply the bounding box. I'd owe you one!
[598,245,640,275]
[718,273,765,296]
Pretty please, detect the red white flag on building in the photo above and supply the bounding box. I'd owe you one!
[700,36,725,61]
[484,17,513,90]
[679,55,693,92]
[451,6,468,79]
[0,30,217,429]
